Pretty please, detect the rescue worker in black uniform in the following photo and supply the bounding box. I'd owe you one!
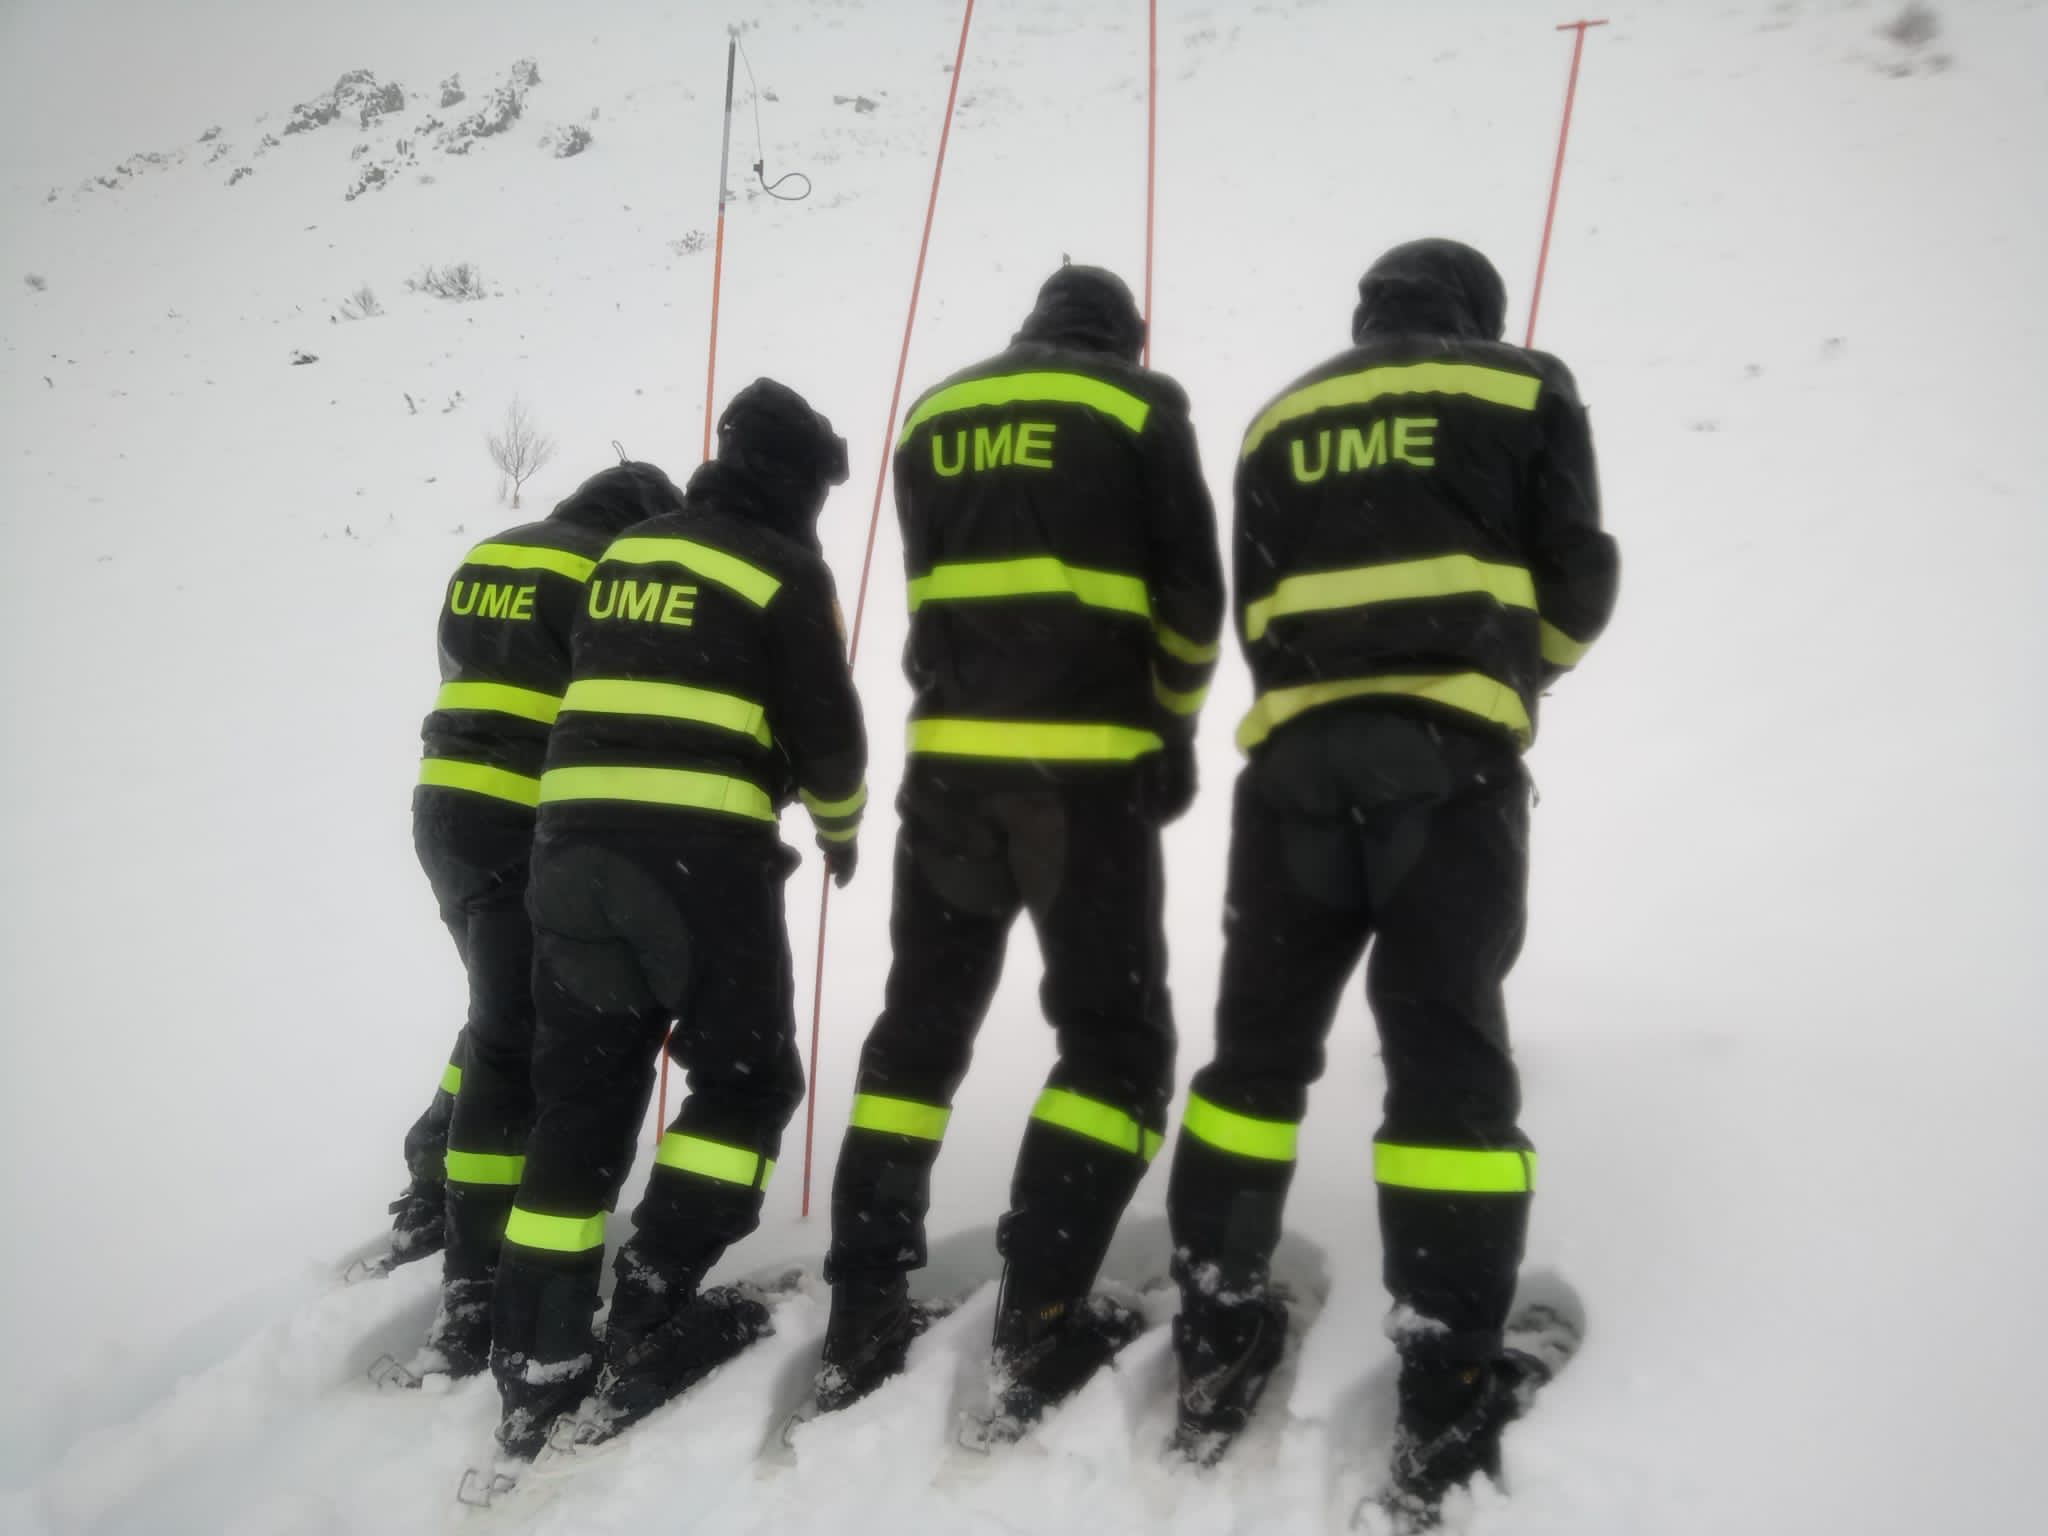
[395,463,683,1306]
[816,265,1225,1429]
[1161,239,1618,1525]
[486,380,867,1460]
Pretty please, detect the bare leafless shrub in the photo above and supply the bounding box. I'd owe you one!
[338,284,382,320]
[407,262,486,301]
[487,397,555,508]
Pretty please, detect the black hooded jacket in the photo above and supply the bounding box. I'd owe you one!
[418,462,684,806]
[1233,239,1619,754]
[536,454,868,847]
[890,266,1225,779]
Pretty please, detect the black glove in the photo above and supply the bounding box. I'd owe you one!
[1138,739,1197,826]
[820,837,858,888]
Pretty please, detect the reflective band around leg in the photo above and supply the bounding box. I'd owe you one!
[439,1062,463,1095]
[849,1093,952,1142]
[1181,1093,1299,1162]
[1373,1142,1535,1194]
[653,1132,773,1189]
[907,718,1163,762]
[445,1149,527,1186]
[1031,1087,1147,1157]
[504,1207,607,1253]
[418,758,543,808]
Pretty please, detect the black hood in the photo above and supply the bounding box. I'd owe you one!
[1013,264,1145,362]
[549,460,685,534]
[696,377,850,545]
[1352,239,1508,343]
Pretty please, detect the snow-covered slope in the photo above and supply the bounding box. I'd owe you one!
[2,1,2043,1532]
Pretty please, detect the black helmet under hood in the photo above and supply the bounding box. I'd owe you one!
[1013,264,1146,363]
[692,377,850,545]
[1352,239,1509,343]
[549,459,686,534]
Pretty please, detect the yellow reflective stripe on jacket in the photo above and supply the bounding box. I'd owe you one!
[1154,675,1209,717]
[815,824,859,843]
[908,719,1163,762]
[1237,674,1532,753]
[800,784,869,820]
[538,766,776,821]
[898,370,1151,445]
[1242,362,1543,458]
[654,1133,773,1189]
[1243,555,1538,643]
[504,1207,606,1253]
[418,758,543,808]
[433,681,563,725]
[907,558,1151,622]
[444,1149,526,1186]
[1154,623,1221,666]
[1373,1142,1535,1194]
[439,1062,463,1095]
[1540,620,1591,668]
[849,1093,952,1142]
[1182,1093,1299,1162]
[465,542,598,583]
[603,536,782,608]
[1031,1088,1159,1161]
[560,678,771,746]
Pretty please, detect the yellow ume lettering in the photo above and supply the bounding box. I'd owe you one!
[1288,416,1439,484]
[931,421,1059,477]
[449,580,539,621]
[587,578,698,628]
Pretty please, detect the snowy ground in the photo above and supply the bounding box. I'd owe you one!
[2,1,2043,1532]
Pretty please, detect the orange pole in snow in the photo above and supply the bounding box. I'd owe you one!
[1525,19,1607,348]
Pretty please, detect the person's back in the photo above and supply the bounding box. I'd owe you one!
[817,266,1225,1432]
[1164,239,1617,1526]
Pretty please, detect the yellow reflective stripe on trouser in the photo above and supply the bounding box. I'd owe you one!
[433,681,563,725]
[602,535,782,607]
[898,370,1152,444]
[1181,1093,1299,1162]
[908,719,1163,762]
[445,1149,526,1185]
[1031,1088,1160,1161]
[504,1207,607,1253]
[560,678,771,746]
[800,784,869,819]
[1540,620,1591,668]
[538,766,776,821]
[654,1133,773,1189]
[439,1062,463,1095]
[1237,674,1532,753]
[1241,362,1542,458]
[849,1093,951,1141]
[418,758,543,808]
[907,558,1151,622]
[1242,554,1537,643]
[1155,623,1221,665]
[465,542,597,582]
[1154,675,1209,717]
[1374,1142,1535,1194]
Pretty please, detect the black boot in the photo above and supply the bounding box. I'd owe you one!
[411,1276,491,1380]
[1169,1285,1287,1466]
[815,1272,919,1414]
[569,1287,772,1447]
[1382,1354,1530,1530]
[983,1274,1145,1441]
[490,1345,598,1462]
[385,1179,447,1266]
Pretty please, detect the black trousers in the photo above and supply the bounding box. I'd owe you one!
[492,821,807,1372]
[827,776,1174,1310]
[413,791,538,1278]
[1166,706,1533,1362]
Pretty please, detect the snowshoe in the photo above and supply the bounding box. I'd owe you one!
[554,1285,772,1452]
[963,1292,1146,1450]
[369,1277,493,1390]
[1169,1291,1288,1467]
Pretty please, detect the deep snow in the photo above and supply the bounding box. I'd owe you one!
[2,1,2043,1532]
